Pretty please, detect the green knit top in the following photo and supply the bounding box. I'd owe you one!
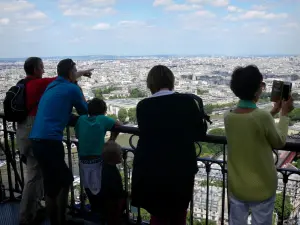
[224,109,289,201]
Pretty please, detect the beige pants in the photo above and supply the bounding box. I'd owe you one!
[16,116,44,223]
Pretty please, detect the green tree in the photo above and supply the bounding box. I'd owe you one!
[107,114,118,120]
[208,128,225,136]
[118,108,128,123]
[128,108,137,123]
[204,105,213,114]
[197,89,208,95]
[296,159,300,169]
[92,89,104,99]
[274,192,293,221]
[204,102,236,115]
[289,108,300,121]
[129,88,147,98]
[140,208,150,221]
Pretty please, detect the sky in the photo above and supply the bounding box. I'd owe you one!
[0,0,299,58]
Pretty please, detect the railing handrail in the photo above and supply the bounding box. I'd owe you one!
[1,112,300,151]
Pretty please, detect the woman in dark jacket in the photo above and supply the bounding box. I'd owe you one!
[131,65,206,225]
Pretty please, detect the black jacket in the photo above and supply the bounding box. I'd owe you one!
[131,93,205,216]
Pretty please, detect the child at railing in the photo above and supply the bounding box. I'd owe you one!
[75,98,125,224]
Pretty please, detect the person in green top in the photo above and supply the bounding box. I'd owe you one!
[224,65,294,225]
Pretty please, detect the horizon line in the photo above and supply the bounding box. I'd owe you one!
[0,53,299,60]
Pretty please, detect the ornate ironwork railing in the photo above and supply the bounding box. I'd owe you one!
[1,112,300,225]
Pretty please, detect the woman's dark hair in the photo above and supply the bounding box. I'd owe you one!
[147,65,175,94]
[88,98,107,116]
[57,58,76,78]
[24,57,42,75]
[230,65,263,100]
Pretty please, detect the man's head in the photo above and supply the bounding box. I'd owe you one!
[230,65,265,102]
[24,57,44,78]
[147,65,175,94]
[102,141,122,165]
[57,58,77,82]
[88,98,107,116]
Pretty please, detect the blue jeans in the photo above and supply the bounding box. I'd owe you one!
[229,195,275,225]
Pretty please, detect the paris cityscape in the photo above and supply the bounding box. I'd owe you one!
[0,55,300,224]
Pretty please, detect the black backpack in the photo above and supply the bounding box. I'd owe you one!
[3,79,31,123]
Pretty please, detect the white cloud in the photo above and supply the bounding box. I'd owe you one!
[0,1,35,13]
[22,11,47,20]
[211,0,229,7]
[0,18,10,25]
[63,7,115,16]
[165,4,200,11]
[258,27,270,34]
[224,14,238,21]
[285,22,299,29]
[153,0,172,6]
[118,20,146,27]
[187,0,229,7]
[60,0,116,17]
[25,26,44,32]
[69,37,85,43]
[252,5,268,11]
[240,11,288,20]
[195,10,216,18]
[0,1,50,32]
[92,23,110,30]
[227,5,243,13]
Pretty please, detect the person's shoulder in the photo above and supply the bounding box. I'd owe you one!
[253,108,272,119]
[67,82,81,93]
[97,115,114,121]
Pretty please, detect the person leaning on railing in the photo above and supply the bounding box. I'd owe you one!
[28,59,92,225]
[224,65,294,225]
[16,57,92,225]
[131,65,206,225]
[74,98,125,225]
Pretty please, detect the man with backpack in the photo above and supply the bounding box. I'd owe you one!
[3,57,92,225]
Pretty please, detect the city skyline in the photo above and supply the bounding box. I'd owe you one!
[0,0,299,58]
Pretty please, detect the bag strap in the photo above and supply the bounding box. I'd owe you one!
[174,92,212,124]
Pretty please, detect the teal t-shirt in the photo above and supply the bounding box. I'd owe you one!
[75,115,115,157]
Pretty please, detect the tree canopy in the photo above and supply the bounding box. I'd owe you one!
[107,114,118,120]
[129,88,147,98]
[208,128,225,136]
[118,108,128,123]
[204,102,236,114]
[274,192,293,221]
[128,108,137,124]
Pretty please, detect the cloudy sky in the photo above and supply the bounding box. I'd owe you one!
[0,0,299,58]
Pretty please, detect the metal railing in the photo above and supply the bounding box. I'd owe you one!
[1,112,300,225]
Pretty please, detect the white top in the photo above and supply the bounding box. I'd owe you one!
[151,90,174,98]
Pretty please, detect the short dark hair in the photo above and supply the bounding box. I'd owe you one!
[24,57,42,75]
[230,65,263,101]
[88,98,107,116]
[57,58,76,78]
[102,141,122,164]
[147,65,175,94]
